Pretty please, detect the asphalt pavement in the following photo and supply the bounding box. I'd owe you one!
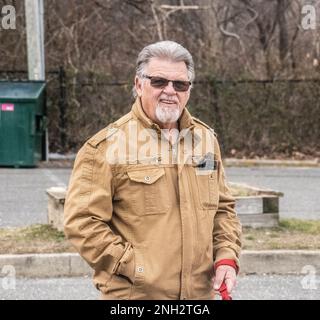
[1,274,319,300]
[0,168,70,227]
[226,166,320,220]
[0,166,319,227]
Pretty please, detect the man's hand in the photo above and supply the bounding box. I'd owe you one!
[213,265,237,295]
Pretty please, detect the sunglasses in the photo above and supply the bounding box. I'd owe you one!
[142,75,191,92]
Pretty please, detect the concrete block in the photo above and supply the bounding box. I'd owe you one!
[46,187,67,232]
[239,213,279,228]
[235,196,263,214]
[46,183,281,230]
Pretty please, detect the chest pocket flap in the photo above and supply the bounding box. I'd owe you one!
[127,168,165,184]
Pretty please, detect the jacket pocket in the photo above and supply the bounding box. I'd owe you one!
[115,245,136,284]
[105,246,136,300]
[105,246,145,300]
[127,167,170,215]
[195,169,219,210]
[105,271,133,300]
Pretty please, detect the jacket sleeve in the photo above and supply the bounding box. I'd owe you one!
[64,140,134,278]
[212,137,242,268]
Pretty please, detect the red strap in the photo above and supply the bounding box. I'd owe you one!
[214,259,239,274]
[219,282,232,300]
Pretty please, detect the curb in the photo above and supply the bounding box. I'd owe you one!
[224,158,320,167]
[239,250,320,274]
[0,253,92,278]
[1,250,320,278]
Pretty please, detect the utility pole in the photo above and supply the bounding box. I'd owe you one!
[25,0,45,80]
[25,0,48,161]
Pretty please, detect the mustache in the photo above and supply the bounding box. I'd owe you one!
[159,96,179,103]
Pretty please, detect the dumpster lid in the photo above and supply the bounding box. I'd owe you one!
[0,81,46,101]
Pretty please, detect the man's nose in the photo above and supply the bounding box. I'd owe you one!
[163,81,176,94]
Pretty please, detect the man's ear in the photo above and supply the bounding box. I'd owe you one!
[135,76,143,97]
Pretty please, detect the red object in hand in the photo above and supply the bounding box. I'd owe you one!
[214,259,237,300]
[219,282,232,300]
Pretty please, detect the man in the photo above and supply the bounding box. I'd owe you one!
[64,40,242,300]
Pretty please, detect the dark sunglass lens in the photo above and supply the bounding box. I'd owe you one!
[150,77,168,88]
[174,81,190,91]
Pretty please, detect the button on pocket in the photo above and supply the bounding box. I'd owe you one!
[127,167,170,215]
[137,266,144,273]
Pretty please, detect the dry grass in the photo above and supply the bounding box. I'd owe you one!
[0,224,75,254]
[243,219,320,250]
[0,219,320,254]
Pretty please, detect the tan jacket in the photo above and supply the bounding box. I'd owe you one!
[64,98,242,300]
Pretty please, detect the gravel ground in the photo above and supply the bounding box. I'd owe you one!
[0,274,319,300]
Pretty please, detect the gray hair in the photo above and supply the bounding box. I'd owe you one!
[133,40,195,97]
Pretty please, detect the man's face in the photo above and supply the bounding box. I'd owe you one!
[135,58,191,127]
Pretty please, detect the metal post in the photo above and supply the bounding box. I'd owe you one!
[25,0,45,81]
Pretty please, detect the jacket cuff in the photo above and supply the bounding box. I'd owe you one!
[214,247,239,267]
[214,259,239,274]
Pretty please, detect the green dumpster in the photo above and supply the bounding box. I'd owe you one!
[0,81,47,167]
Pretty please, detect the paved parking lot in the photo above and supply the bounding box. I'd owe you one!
[0,166,319,227]
[0,168,70,227]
